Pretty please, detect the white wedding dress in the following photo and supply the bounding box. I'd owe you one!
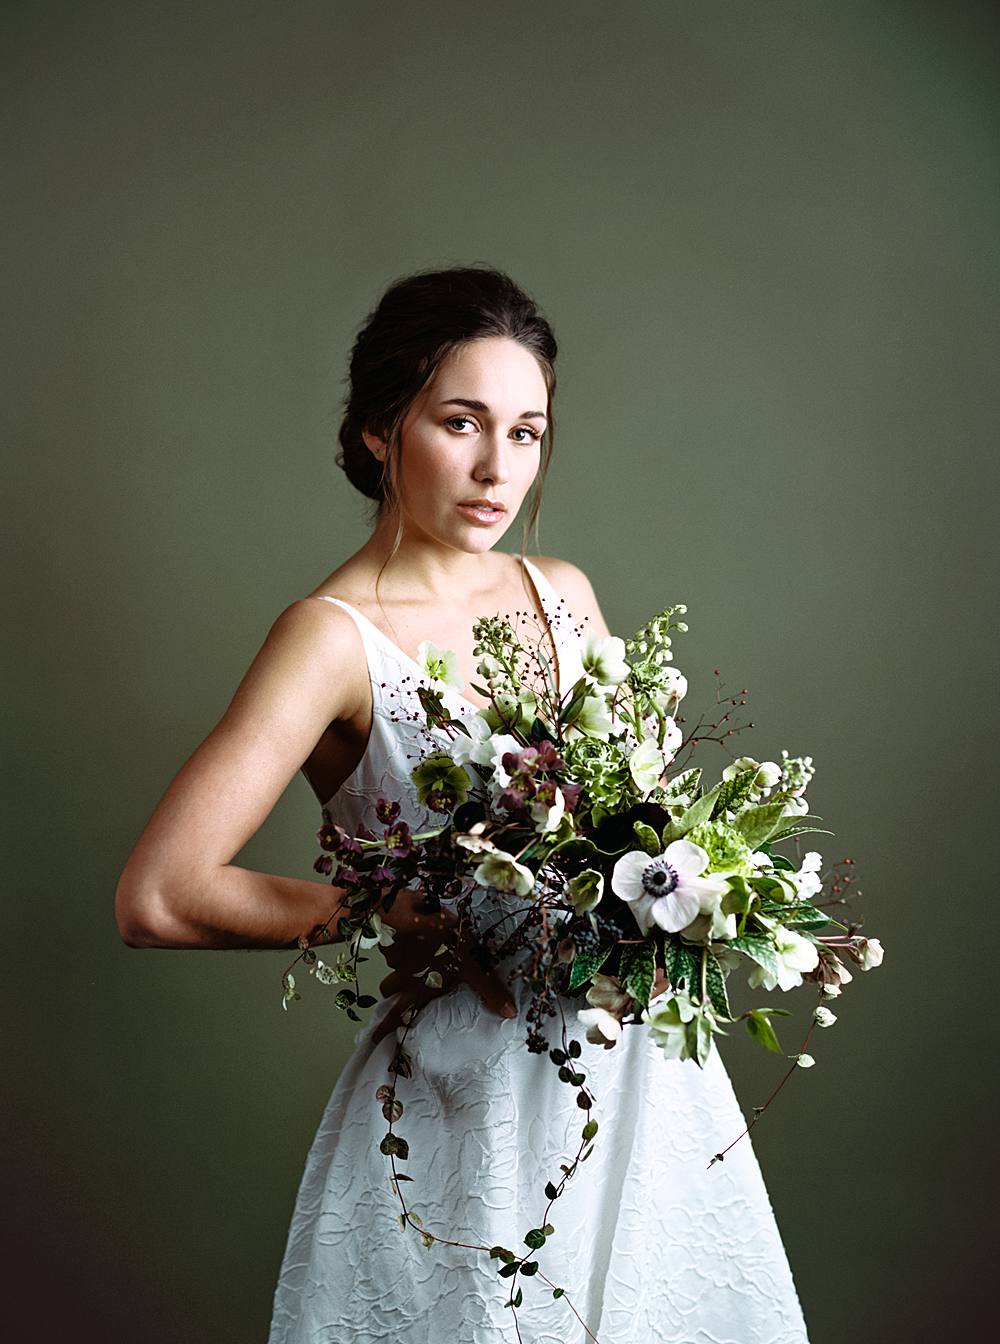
[267,558,810,1344]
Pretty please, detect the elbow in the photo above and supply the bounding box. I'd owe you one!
[114,877,182,948]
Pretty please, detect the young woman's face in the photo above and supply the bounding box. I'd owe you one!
[368,336,548,554]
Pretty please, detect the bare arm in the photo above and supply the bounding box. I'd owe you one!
[114,599,371,951]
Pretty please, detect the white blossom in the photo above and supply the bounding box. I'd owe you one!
[580,632,630,686]
[578,1006,623,1048]
[530,784,566,834]
[629,736,666,795]
[612,839,731,936]
[473,851,535,897]
[747,925,820,991]
[416,640,463,692]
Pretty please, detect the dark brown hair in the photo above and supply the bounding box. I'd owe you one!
[335,263,558,563]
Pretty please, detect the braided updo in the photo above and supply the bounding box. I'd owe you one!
[335,263,558,548]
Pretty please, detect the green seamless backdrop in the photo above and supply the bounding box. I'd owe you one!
[4,2,996,1340]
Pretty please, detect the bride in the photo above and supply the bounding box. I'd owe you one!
[116,264,810,1343]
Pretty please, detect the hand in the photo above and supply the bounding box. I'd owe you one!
[372,889,517,1046]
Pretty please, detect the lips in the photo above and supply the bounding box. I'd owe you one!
[459,499,506,511]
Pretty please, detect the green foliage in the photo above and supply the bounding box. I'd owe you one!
[774,903,831,930]
[732,933,779,978]
[733,801,787,848]
[672,783,721,836]
[695,1012,714,1067]
[766,816,833,844]
[745,1006,791,1054]
[721,877,754,916]
[568,939,615,992]
[663,767,701,800]
[703,950,732,1020]
[711,768,758,819]
[619,938,656,1009]
[379,1133,410,1160]
[632,820,661,856]
[664,937,701,996]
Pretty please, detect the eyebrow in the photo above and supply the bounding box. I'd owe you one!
[438,398,548,421]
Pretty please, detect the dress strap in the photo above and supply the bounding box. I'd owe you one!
[518,557,587,693]
[308,594,383,687]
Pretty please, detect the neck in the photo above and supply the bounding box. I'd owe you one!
[357,509,515,605]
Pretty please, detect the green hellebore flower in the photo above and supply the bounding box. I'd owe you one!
[411,752,470,813]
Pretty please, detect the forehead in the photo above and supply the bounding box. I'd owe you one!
[432,337,548,401]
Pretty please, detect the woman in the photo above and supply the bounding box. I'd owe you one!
[116,265,810,1343]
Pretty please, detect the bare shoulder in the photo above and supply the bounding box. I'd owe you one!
[249,595,370,725]
[526,555,612,639]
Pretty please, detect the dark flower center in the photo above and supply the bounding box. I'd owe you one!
[641,857,679,897]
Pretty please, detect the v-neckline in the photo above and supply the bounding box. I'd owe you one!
[320,556,562,715]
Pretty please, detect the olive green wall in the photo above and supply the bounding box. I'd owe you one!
[5,2,996,1339]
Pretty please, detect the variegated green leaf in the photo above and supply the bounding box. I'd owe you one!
[703,949,732,1020]
[568,940,615,992]
[732,933,779,977]
[619,938,656,1009]
[711,769,758,820]
[664,938,701,996]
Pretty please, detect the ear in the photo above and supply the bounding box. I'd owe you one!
[362,429,388,461]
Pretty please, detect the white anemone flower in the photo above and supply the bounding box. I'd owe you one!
[416,640,464,692]
[611,839,732,935]
[580,632,630,686]
[747,925,820,991]
[629,736,666,795]
[577,1006,623,1049]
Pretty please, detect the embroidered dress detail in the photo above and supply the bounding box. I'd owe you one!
[267,558,810,1344]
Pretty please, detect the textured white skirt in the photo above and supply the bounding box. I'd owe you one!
[267,974,810,1344]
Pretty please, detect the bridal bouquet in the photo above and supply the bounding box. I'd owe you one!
[282,599,883,1329]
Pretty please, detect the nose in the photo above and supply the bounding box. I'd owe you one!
[473,429,511,487]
